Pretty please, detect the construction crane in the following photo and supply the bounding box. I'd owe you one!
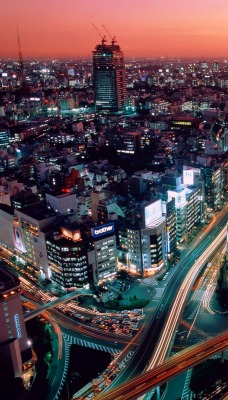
[102,24,116,45]
[92,23,107,45]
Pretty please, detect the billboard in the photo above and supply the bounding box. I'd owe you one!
[61,227,81,242]
[92,223,115,239]
[168,190,186,207]
[183,166,194,185]
[13,228,24,252]
[14,313,22,339]
[144,200,162,227]
[175,191,186,206]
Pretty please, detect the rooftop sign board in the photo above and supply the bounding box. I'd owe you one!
[91,223,115,239]
[144,199,162,227]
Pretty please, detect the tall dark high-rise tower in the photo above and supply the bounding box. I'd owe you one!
[93,37,127,112]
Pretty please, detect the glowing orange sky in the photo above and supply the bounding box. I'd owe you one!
[1,0,228,59]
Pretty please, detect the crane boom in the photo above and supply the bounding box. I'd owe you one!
[92,23,107,44]
[102,24,116,45]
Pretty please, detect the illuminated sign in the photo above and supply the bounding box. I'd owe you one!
[61,227,81,242]
[175,191,186,206]
[14,314,22,339]
[172,121,191,126]
[183,167,194,185]
[168,190,186,207]
[92,223,115,238]
[13,228,24,252]
[144,200,162,227]
[73,232,81,241]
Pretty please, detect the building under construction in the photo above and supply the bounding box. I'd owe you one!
[92,27,127,112]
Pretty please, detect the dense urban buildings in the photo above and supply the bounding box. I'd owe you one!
[0,50,228,400]
[0,56,228,285]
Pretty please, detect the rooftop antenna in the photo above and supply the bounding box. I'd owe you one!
[92,23,107,45]
[16,24,29,96]
[102,24,116,45]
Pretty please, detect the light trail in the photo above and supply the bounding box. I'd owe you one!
[96,332,228,400]
[146,226,226,372]
[44,311,63,359]
[23,300,63,359]
[201,242,226,314]
[179,320,209,338]
[187,301,202,339]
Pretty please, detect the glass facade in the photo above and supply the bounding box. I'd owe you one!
[93,41,127,111]
[0,129,9,148]
[46,238,89,288]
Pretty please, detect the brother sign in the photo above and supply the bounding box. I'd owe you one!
[92,223,115,238]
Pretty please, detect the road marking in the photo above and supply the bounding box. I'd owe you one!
[181,369,192,400]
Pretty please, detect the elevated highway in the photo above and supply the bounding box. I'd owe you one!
[96,331,228,400]
[95,213,228,399]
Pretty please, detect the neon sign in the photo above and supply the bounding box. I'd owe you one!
[14,314,22,339]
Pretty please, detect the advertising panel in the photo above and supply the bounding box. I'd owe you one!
[175,191,186,206]
[92,223,115,239]
[61,227,81,241]
[183,166,194,185]
[168,190,186,207]
[144,200,162,227]
[14,313,22,339]
[13,228,24,252]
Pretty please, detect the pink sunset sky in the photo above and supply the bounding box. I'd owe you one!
[1,0,228,59]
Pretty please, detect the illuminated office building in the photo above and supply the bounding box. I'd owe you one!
[0,129,9,148]
[162,198,176,260]
[12,205,57,278]
[202,164,224,210]
[127,199,166,276]
[212,60,219,72]
[168,189,187,243]
[47,222,117,288]
[168,186,201,243]
[88,222,117,284]
[46,228,89,289]
[105,131,141,156]
[93,38,127,112]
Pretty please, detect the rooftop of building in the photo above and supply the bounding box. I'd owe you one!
[0,203,14,215]
[93,41,122,53]
[47,232,86,248]
[0,268,20,293]
[16,202,57,221]
[171,115,200,122]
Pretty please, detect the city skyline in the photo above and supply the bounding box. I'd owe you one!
[1,0,228,59]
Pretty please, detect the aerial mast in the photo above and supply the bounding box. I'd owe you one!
[16,24,29,96]
[16,23,24,70]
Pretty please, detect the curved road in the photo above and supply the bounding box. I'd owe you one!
[103,213,228,392]
[96,331,228,400]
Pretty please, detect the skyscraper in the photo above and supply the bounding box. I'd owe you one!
[93,37,127,112]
